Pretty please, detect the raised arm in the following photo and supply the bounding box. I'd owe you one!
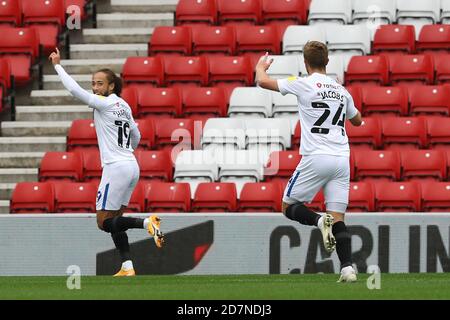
[255,52,280,92]
[49,48,109,109]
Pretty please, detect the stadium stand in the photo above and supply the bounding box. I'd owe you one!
[4,0,450,214]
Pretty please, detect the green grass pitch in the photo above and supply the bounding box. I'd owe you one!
[1,274,450,300]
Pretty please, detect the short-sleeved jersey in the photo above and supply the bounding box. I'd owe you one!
[90,94,138,166]
[277,73,358,157]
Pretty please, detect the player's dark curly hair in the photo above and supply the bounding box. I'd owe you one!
[95,68,123,96]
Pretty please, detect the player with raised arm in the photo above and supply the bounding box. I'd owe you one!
[255,42,362,282]
[49,48,164,277]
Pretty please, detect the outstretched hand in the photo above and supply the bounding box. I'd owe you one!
[255,52,274,72]
[48,47,61,65]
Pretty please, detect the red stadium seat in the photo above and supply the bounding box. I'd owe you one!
[381,117,428,151]
[388,54,435,87]
[121,56,164,88]
[434,54,450,84]
[39,151,83,182]
[208,55,253,87]
[135,150,173,181]
[235,25,281,58]
[10,182,54,213]
[217,0,262,26]
[409,85,450,116]
[175,0,217,26]
[181,87,227,119]
[125,181,146,213]
[264,151,301,181]
[67,119,97,151]
[192,25,236,56]
[361,86,409,116]
[421,181,450,212]
[120,86,138,117]
[417,24,450,56]
[76,149,101,182]
[426,116,450,149]
[400,149,447,181]
[145,182,191,212]
[354,150,401,181]
[346,117,382,150]
[148,26,192,56]
[192,182,237,212]
[136,87,182,118]
[375,182,421,212]
[345,55,389,86]
[261,0,307,26]
[345,86,362,112]
[163,56,209,87]
[0,0,21,26]
[53,182,97,213]
[0,26,39,86]
[134,118,155,150]
[348,182,375,212]
[22,0,66,55]
[373,25,416,56]
[154,118,194,152]
[238,182,282,212]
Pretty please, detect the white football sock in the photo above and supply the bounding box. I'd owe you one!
[122,260,133,271]
[317,216,324,229]
[143,218,149,230]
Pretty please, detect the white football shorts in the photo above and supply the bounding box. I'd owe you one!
[96,160,140,211]
[282,154,350,213]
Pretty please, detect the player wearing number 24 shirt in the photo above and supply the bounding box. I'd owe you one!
[255,41,363,283]
[49,47,164,277]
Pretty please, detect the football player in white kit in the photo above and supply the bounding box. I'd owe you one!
[49,48,164,277]
[255,42,362,282]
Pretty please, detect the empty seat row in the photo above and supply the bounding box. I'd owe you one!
[67,114,450,155]
[175,0,311,27]
[122,86,227,119]
[66,118,199,152]
[283,24,450,57]
[346,85,450,116]
[122,55,254,91]
[67,117,293,154]
[308,0,448,35]
[0,0,91,27]
[149,25,283,57]
[346,116,450,151]
[346,54,450,87]
[10,180,450,213]
[9,181,285,213]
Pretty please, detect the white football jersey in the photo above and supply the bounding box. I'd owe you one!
[90,94,138,166]
[277,73,358,157]
[54,64,139,167]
